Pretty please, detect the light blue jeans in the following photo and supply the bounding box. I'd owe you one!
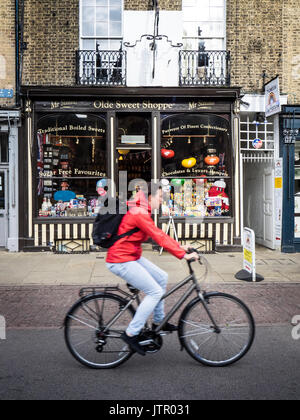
[106,257,168,336]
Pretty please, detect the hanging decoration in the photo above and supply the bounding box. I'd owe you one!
[118,149,130,160]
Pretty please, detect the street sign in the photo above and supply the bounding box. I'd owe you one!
[0,89,13,98]
[243,228,256,280]
[235,227,264,282]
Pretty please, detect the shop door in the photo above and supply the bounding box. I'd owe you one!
[0,170,8,247]
[244,164,275,249]
[259,168,275,249]
[116,113,152,199]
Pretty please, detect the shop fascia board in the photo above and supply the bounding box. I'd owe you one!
[20,86,241,101]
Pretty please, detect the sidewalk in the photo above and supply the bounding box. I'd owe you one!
[0,246,299,328]
[0,245,299,286]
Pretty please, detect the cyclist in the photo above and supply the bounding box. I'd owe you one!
[106,183,199,356]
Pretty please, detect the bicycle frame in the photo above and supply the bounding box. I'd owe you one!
[78,257,210,335]
[100,260,207,335]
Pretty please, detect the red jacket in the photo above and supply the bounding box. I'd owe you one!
[106,191,186,263]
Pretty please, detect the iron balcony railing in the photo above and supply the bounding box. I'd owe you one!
[76,50,127,86]
[179,50,230,87]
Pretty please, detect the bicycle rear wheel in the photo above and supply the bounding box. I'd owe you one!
[179,292,255,367]
[64,293,135,369]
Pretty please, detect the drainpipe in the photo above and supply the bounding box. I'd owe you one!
[15,0,20,107]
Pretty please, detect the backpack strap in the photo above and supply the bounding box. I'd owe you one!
[116,227,139,240]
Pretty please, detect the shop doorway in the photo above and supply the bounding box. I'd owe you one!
[116,113,152,198]
[0,169,8,247]
[243,162,275,249]
[117,148,152,197]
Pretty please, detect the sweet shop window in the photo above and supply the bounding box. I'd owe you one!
[36,113,107,218]
[161,113,232,218]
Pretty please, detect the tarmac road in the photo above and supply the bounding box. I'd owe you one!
[0,325,299,401]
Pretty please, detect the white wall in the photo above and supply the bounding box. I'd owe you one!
[124,11,183,87]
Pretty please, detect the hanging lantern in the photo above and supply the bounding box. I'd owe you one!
[182,157,196,168]
[118,149,130,161]
[161,149,175,159]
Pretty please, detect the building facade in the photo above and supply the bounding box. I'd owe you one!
[15,0,300,253]
[0,0,21,252]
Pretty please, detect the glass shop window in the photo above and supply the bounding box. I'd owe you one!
[36,113,107,218]
[161,113,232,218]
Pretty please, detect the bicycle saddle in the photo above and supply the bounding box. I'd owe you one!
[126,283,139,294]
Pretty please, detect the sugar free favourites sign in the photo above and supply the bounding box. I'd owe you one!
[265,77,281,117]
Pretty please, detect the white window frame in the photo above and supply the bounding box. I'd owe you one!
[79,0,124,51]
[182,0,227,51]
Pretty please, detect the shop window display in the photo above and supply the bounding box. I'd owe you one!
[36,113,107,218]
[161,113,232,218]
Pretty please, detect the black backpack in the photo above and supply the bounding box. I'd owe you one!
[92,199,139,249]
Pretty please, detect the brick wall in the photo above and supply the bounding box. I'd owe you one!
[282,1,300,104]
[22,0,79,86]
[0,0,16,108]
[227,0,300,103]
[21,0,300,102]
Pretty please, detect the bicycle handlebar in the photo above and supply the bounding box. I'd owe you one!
[185,248,204,265]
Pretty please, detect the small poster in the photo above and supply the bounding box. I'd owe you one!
[243,228,256,278]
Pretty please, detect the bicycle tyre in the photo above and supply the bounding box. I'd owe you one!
[64,292,136,369]
[178,292,255,367]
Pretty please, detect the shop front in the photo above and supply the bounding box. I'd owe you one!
[281,105,300,253]
[20,87,241,253]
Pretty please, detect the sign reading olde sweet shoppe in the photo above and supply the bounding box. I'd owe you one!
[35,98,232,113]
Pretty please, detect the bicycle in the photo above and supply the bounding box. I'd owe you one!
[64,250,255,369]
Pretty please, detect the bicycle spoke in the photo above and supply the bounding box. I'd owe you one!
[68,315,98,331]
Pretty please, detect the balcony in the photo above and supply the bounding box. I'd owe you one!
[179,50,231,87]
[76,50,127,86]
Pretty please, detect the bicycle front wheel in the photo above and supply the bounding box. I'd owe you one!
[179,292,255,367]
[64,293,135,369]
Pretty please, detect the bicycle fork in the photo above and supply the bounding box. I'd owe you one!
[197,292,221,334]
